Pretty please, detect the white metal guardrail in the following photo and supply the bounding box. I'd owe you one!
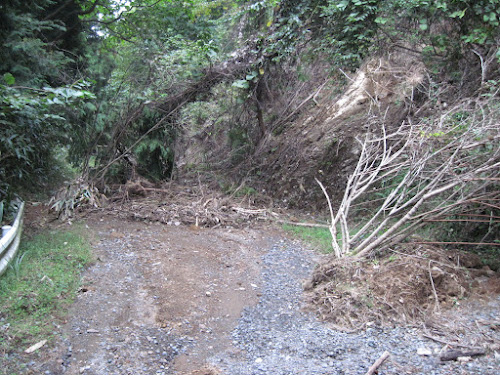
[0,201,25,276]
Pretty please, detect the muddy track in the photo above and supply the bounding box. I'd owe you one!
[32,215,499,375]
[34,215,271,374]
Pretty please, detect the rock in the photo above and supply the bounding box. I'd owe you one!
[417,348,433,356]
[25,340,47,354]
[79,366,90,373]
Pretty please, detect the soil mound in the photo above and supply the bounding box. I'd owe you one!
[305,244,498,329]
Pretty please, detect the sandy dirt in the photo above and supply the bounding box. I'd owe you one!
[34,213,278,375]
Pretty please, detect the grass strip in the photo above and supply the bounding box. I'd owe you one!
[0,225,92,356]
[282,224,333,253]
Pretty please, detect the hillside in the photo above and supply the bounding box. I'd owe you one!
[1,0,499,296]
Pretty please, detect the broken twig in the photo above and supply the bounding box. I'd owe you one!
[428,261,440,313]
[439,349,486,362]
[423,334,484,351]
[365,351,390,375]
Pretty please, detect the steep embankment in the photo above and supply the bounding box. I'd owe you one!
[253,53,426,206]
[175,51,426,208]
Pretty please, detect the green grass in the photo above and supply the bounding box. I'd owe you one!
[283,224,333,253]
[0,226,92,357]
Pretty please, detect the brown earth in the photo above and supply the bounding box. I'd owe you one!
[305,243,500,339]
[24,207,280,375]
[12,198,500,374]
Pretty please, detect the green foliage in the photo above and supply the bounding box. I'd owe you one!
[318,0,380,67]
[0,226,92,354]
[0,0,88,86]
[228,0,382,68]
[65,0,233,183]
[8,251,29,279]
[0,81,95,200]
[283,224,333,253]
[0,0,96,200]
[228,126,251,163]
[234,185,258,197]
[250,0,500,71]
[134,132,175,181]
[376,0,500,67]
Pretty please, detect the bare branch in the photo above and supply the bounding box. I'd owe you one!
[318,98,500,258]
[316,178,342,257]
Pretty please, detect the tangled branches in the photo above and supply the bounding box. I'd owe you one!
[319,97,500,258]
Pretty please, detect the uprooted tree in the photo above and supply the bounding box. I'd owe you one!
[318,96,500,258]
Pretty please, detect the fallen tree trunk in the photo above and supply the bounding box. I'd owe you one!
[153,45,259,114]
[95,45,260,181]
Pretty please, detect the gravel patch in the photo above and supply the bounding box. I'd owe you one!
[211,240,500,375]
[31,229,191,375]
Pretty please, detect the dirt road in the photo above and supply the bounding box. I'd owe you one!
[31,214,500,375]
[35,215,275,375]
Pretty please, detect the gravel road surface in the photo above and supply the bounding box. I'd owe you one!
[30,219,499,375]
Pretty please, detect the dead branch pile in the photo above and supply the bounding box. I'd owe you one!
[304,244,493,329]
[98,182,279,228]
[49,178,106,220]
[317,95,500,258]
